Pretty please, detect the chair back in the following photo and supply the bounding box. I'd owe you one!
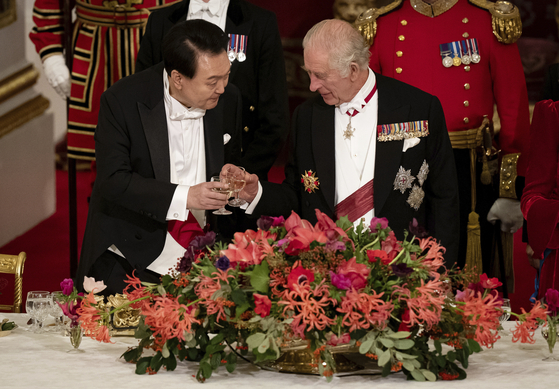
[0,252,26,313]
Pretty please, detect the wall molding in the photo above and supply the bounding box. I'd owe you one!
[0,64,40,104]
[0,95,50,139]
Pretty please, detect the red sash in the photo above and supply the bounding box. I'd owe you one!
[335,179,374,223]
[167,212,204,249]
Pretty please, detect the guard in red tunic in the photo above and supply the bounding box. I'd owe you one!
[357,0,530,277]
[29,0,180,161]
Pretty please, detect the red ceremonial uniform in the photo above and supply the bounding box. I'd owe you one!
[521,100,559,299]
[29,0,180,160]
[368,0,530,271]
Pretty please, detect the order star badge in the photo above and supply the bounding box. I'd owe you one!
[407,185,425,210]
[417,160,429,186]
[393,166,415,194]
[301,170,320,193]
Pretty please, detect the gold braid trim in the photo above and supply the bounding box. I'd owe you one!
[355,0,403,46]
[499,153,520,199]
[469,0,522,44]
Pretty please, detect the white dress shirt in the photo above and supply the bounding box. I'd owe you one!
[187,0,230,31]
[246,69,379,228]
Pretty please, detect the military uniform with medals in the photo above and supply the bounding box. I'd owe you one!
[357,0,530,276]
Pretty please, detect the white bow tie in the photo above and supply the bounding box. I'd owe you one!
[339,98,366,116]
[190,0,221,16]
[170,107,206,121]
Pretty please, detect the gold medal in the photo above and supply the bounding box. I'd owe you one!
[452,55,461,66]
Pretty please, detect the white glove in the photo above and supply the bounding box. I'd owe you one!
[43,55,71,99]
[487,198,523,233]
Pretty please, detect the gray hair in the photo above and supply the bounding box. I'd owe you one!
[303,19,370,77]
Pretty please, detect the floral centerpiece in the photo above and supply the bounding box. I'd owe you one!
[535,288,559,357]
[77,210,548,382]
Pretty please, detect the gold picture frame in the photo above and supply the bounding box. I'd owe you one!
[0,0,16,30]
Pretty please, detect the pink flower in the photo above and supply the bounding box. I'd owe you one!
[254,294,272,317]
[287,266,315,290]
[327,332,351,346]
[83,276,107,294]
[370,217,389,232]
[545,288,559,315]
[336,257,370,291]
[284,211,314,232]
[60,278,74,295]
[329,271,352,290]
[381,231,401,261]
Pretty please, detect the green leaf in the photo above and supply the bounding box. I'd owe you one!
[378,349,390,366]
[161,342,170,358]
[200,361,213,379]
[402,361,415,371]
[246,261,270,293]
[411,369,426,381]
[467,338,482,353]
[436,355,446,367]
[421,369,437,382]
[210,352,221,369]
[231,288,248,306]
[434,340,442,354]
[447,351,456,362]
[150,352,163,371]
[394,339,414,350]
[246,332,266,351]
[156,284,167,297]
[380,338,395,348]
[359,337,375,354]
[164,355,177,371]
[258,337,270,354]
[388,331,411,339]
[135,357,151,375]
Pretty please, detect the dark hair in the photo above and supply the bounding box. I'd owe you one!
[162,19,228,79]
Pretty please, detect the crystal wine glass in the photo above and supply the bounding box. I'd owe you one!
[50,291,65,334]
[26,291,50,333]
[498,298,511,336]
[211,175,232,215]
[227,166,247,207]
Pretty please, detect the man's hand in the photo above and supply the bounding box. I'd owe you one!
[43,55,71,99]
[526,244,542,270]
[187,181,229,210]
[487,198,523,233]
[221,164,259,202]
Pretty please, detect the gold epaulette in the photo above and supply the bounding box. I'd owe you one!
[355,0,403,46]
[499,153,520,199]
[469,0,522,44]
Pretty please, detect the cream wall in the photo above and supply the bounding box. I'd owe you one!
[0,0,55,247]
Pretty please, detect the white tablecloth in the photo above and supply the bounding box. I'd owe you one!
[1,313,558,388]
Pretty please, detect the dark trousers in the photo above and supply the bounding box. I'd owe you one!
[86,250,161,296]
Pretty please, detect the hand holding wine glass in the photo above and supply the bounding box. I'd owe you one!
[210,175,233,215]
[227,167,247,207]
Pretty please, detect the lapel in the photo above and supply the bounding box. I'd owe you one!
[312,100,336,214]
[374,73,410,215]
[203,99,225,180]
[225,0,252,81]
[138,64,171,182]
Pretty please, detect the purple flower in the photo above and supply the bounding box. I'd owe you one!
[178,254,194,273]
[545,288,559,315]
[370,217,389,233]
[409,218,428,238]
[60,278,74,295]
[257,216,274,231]
[330,271,352,290]
[271,216,285,227]
[189,231,216,252]
[326,240,346,252]
[391,263,413,277]
[215,256,230,271]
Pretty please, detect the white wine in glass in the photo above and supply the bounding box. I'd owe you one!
[211,176,233,215]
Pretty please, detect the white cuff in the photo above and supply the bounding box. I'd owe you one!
[167,185,190,221]
[243,181,263,214]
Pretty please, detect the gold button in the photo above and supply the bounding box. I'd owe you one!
[398,35,405,41]
[396,67,402,74]
[464,66,470,72]
[401,20,407,25]
[462,32,469,38]
[396,51,403,57]
[505,185,510,191]
[249,105,255,112]
[463,18,469,23]
[464,83,470,90]
[463,117,469,124]
[506,172,511,178]
[464,101,469,107]
[244,126,249,132]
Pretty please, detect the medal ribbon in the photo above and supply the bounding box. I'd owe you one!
[345,82,378,117]
[335,178,374,222]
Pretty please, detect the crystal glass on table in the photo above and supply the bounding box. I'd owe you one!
[498,298,511,336]
[26,291,50,333]
[50,291,66,334]
[210,175,232,215]
[227,166,247,207]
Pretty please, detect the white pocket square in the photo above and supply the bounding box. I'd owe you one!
[403,137,420,152]
[223,133,231,145]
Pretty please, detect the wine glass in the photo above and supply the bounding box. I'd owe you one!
[227,167,247,207]
[26,291,50,333]
[211,175,232,215]
[50,291,65,334]
[498,298,511,336]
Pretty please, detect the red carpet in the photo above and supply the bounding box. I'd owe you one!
[0,165,535,315]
